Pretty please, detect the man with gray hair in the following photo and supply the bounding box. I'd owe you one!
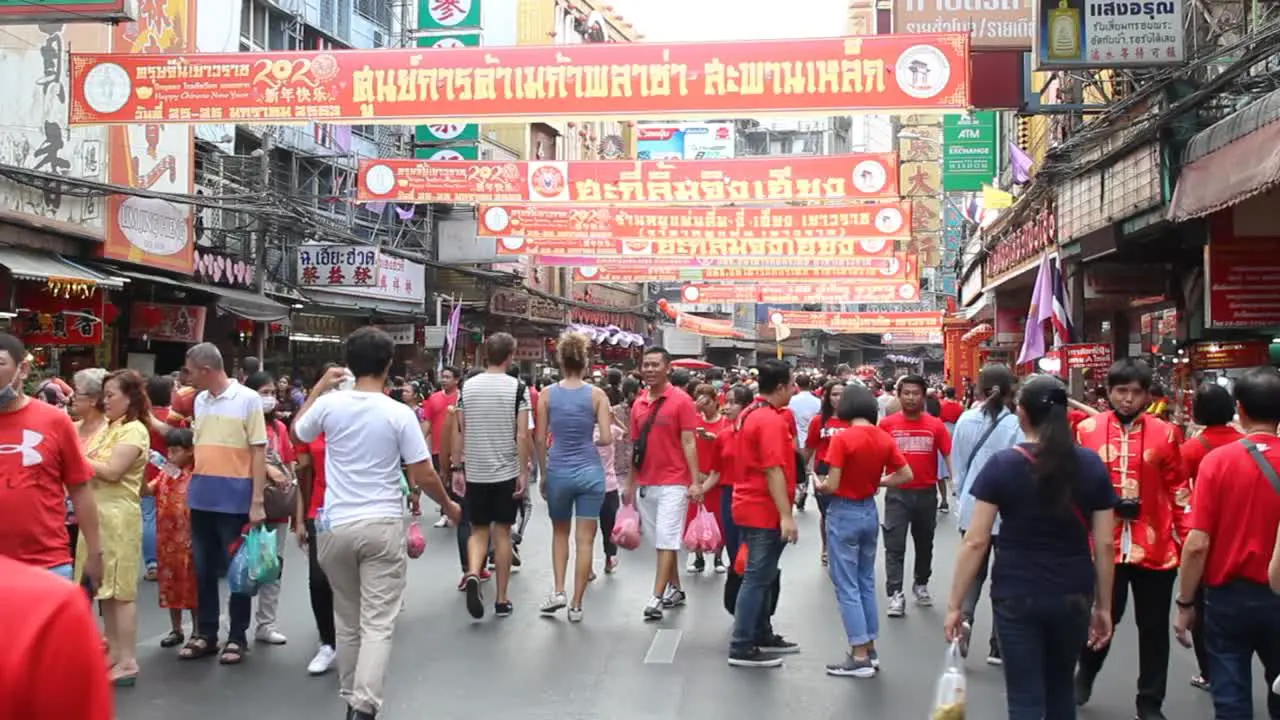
[162,342,267,664]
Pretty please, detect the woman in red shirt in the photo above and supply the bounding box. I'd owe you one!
[816,384,912,677]
[804,380,848,565]
[1179,383,1241,693]
[700,385,755,574]
[688,384,732,574]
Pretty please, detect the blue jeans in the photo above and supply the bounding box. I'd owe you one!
[826,497,879,646]
[729,527,782,653]
[993,594,1091,720]
[141,495,157,567]
[190,509,252,645]
[49,563,73,580]
[720,486,740,563]
[1205,581,1280,719]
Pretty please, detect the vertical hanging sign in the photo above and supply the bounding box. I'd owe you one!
[942,112,998,191]
[417,0,481,31]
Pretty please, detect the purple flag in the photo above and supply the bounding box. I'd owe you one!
[1009,141,1034,184]
[1017,254,1055,365]
[365,201,387,215]
[334,126,353,153]
[395,205,416,221]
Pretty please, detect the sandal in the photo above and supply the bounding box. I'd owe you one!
[110,668,139,687]
[177,636,216,660]
[218,641,245,665]
[160,631,184,648]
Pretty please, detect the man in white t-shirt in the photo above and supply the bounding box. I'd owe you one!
[293,327,459,720]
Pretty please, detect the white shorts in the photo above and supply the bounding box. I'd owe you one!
[636,484,689,551]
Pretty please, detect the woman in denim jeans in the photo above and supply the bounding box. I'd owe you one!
[944,375,1118,720]
[816,385,913,678]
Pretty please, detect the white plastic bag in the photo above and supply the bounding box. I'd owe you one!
[930,640,967,720]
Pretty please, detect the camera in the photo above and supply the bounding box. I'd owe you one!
[1115,497,1142,521]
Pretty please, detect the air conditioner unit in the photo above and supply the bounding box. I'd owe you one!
[372,30,384,47]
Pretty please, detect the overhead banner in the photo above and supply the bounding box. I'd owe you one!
[681,281,920,304]
[477,203,908,242]
[0,0,135,23]
[1033,0,1184,69]
[768,310,944,333]
[656,299,743,339]
[539,255,901,269]
[575,254,915,283]
[358,153,899,204]
[68,33,972,126]
[498,235,895,258]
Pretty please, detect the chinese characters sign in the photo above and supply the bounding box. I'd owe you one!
[1033,0,1184,69]
[489,289,571,325]
[296,245,380,288]
[15,284,105,346]
[417,0,480,31]
[942,112,997,191]
[573,254,915,283]
[681,280,920,304]
[768,310,944,334]
[0,0,134,23]
[69,34,972,126]
[358,154,899,204]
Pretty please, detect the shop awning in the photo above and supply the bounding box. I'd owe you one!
[0,248,127,289]
[1168,87,1280,221]
[112,268,290,323]
[961,322,994,345]
[302,288,425,319]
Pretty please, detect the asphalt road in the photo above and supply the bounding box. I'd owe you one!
[111,500,1248,720]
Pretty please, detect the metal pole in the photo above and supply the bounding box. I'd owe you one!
[253,133,272,359]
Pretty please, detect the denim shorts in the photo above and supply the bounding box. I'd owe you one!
[49,563,73,581]
[545,464,606,521]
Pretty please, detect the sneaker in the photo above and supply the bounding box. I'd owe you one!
[757,634,800,654]
[662,586,687,609]
[869,648,880,668]
[540,592,568,615]
[511,546,522,572]
[713,555,726,574]
[887,591,907,617]
[457,574,469,592]
[939,502,950,514]
[826,652,876,678]
[306,644,336,675]
[643,596,664,622]
[567,607,584,623]
[254,626,287,645]
[795,490,807,512]
[463,574,484,619]
[433,516,449,528]
[604,556,620,574]
[986,637,1003,666]
[494,601,513,618]
[913,584,934,607]
[728,647,784,668]
[1190,675,1211,691]
[479,568,492,581]
[686,555,702,574]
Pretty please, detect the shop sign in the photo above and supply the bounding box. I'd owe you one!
[882,331,943,344]
[193,249,255,290]
[417,0,481,31]
[1083,263,1164,299]
[359,153,899,205]
[414,145,479,161]
[681,280,920,305]
[942,112,998,191]
[1205,228,1280,329]
[378,323,416,345]
[319,252,427,304]
[127,302,206,343]
[894,0,1032,49]
[637,122,736,160]
[481,202,908,245]
[1189,341,1271,371]
[68,34,972,127]
[1063,342,1112,370]
[296,245,380,288]
[1034,0,1184,70]
[0,0,135,22]
[768,310,944,334]
[291,313,359,337]
[984,204,1056,280]
[414,123,479,144]
[489,289,570,325]
[512,336,546,362]
[14,285,105,346]
[102,0,195,274]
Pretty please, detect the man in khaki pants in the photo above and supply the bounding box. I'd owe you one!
[294,328,460,720]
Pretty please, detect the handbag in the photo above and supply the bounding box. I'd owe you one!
[631,396,668,470]
[262,426,299,518]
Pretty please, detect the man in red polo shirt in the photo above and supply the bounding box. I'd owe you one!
[1175,367,1280,720]
[625,347,700,622]
[728,359,800,668]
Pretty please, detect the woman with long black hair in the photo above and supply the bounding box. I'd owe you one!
[804,380,847,566]
[944,375,1118,720]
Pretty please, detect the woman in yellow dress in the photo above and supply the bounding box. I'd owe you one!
[75,369,151,686]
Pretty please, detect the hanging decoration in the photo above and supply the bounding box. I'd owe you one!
[45,276,97,299]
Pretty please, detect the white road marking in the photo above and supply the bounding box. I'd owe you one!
[643,628,682,664]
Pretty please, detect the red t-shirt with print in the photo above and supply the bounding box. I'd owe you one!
[708,428,740,487]
[630,384,699,487]
[806,414,852,466]
[294,434,327,520]
[695,416,731,475]
[0,400,94,568]
[826,424,907,501]
[1192,434,1280,587]
[878,411,952,491]
[732,403,797,529]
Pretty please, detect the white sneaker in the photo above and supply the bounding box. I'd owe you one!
[913,584,934,607]
[255,626,287,645]
[567,607,584,623]
[433,516,449,528]
[307,644,336,675]
[686,554,701,573]
[887,592,907,617]
[540,591,568,615]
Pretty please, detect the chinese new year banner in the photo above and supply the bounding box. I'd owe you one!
[498,235,895,258]
[69,34,971,126]
[479,203,908,243]
[681,280,920,304]
[768,309,944,333]
[574,254,915,283]
[357,154,900,204]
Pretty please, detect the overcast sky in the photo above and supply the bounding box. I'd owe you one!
[608,0,848,42]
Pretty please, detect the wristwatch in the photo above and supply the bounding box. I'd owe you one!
[450,463,465,473]
[1174,596,1195,609]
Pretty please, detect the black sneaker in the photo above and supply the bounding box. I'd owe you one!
[757,634,800,654]
[795,490,807,511]
[728,647,784,668]
[693,556,706,573]
[939,501,950,514]
[511,546,522,571]
[463,574,484,619]
[494,601,513,618]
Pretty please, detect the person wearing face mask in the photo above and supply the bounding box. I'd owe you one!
[245,371,296,646]
[1074,358,1189,720]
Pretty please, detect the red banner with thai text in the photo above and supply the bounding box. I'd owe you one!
[681,280,919,304]
[768,309,943,334]
[357,154,900,204]
[1063,342,1113,371]
[574,254,915,283]
[69,34,971,126]
[1189,341,1271,371]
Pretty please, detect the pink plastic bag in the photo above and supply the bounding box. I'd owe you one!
[611,503,642,551]
[406,520,426,559]
[683,504,722,553]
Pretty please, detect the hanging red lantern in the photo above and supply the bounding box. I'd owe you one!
[236,319,255,334]
[102,304,121,326]
[135,304,163,328]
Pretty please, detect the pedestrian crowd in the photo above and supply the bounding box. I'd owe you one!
[3,326,1280,720]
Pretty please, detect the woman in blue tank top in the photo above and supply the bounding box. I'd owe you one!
[534,331,614,622]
